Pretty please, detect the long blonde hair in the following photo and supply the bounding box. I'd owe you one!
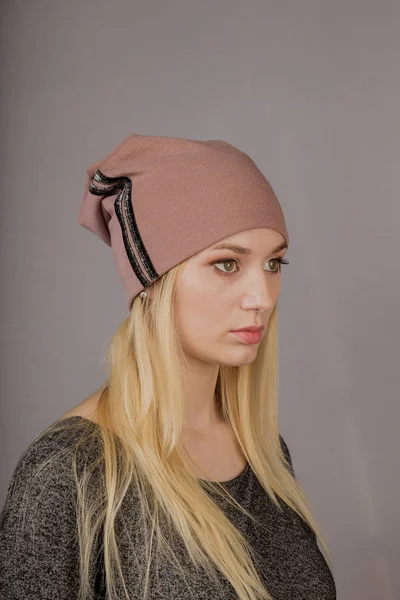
[37,259,332,599]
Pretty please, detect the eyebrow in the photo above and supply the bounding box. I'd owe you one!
[210,241,288,255]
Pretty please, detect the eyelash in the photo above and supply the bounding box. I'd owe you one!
[211,257,289,276]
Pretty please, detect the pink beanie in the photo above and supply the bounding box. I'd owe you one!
[78,134,289,312]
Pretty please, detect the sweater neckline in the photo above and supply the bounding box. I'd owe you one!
[56,415,251,486]
[203,461,251,486]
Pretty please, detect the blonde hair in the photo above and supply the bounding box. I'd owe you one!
[37,259,332,599]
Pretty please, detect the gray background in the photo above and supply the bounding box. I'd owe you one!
[1,1,399,598]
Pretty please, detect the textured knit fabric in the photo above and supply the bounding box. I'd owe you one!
[0,416,336,599]
[77,133,289,311]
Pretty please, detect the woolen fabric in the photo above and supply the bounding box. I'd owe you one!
[78,134,289,311]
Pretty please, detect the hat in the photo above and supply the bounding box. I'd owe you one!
[78,134,289,311]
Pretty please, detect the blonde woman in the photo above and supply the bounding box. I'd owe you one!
[0,134,336,599]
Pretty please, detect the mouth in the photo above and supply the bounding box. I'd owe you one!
[230,329,263,344]
[231,325,264,333]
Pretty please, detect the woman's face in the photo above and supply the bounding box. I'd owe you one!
[174,228,288,366]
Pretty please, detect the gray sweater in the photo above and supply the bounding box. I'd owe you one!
[0,416,336,599]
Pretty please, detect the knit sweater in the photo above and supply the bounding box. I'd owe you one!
[0,416,336,599]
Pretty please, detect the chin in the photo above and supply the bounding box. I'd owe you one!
[220,351,258,368]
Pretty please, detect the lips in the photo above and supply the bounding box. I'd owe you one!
[231,326,264,333]
[231,330,263,344]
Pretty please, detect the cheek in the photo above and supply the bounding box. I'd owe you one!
[175,288,227,339]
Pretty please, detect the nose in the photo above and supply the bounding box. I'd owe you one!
[240,277,278,312]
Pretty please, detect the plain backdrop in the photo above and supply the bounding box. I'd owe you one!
[1,1,399,598]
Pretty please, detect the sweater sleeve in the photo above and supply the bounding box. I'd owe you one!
[0,437,81,600]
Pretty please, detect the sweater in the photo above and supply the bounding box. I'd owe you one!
[0,416,336,599]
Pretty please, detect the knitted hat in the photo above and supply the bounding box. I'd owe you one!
[78,134,289,312]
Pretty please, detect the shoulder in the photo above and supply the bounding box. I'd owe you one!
[15,416,100,466]
[279,433,291,459]
[1,417,103,518]
[279,433,296,476]
[0,417,103,598]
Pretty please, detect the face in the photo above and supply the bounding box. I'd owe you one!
[173,228,288,367]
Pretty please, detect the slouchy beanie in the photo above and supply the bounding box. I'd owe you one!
[78,134,289,311]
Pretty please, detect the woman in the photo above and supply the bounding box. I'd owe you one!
[0,134,336,599]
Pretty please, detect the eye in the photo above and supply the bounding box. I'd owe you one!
[212,257,289,276]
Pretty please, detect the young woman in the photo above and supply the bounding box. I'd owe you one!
[0,134,336,599]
